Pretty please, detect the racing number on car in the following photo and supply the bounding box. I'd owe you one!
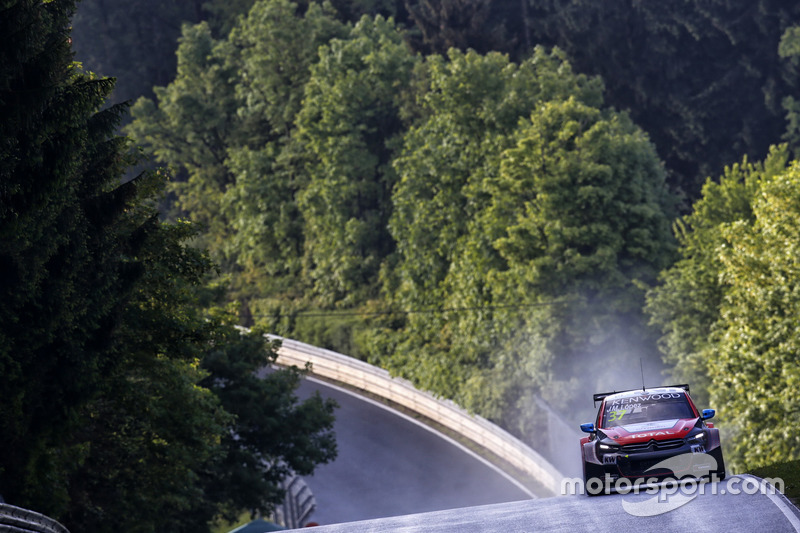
[608,409,627,422]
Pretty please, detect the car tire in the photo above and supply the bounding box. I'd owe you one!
[583,458,606,496]
[710,448,726,482]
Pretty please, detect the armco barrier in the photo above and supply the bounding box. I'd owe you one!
[269,335,565,496]
[0,504,69,533]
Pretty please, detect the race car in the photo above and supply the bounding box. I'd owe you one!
[579,384,725,494]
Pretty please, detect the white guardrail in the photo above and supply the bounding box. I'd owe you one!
[0,503,69,533]
[269,335,565,496]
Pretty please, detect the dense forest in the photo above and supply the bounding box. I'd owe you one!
[1,1,336,531]
[101,0,800,470]
[2,0,799,529]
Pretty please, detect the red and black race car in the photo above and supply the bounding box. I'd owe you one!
[579,384,725,493]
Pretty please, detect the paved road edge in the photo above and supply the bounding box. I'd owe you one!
[269,334,565,497]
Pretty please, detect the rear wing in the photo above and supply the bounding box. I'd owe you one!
[592,384,690,407]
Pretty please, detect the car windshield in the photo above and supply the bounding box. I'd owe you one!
[601,392,694,428]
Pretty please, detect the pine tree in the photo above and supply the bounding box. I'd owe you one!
[1,2,338,526]
[0,0,146,510]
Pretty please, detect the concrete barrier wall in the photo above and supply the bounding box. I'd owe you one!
[270,335,565,496]
[0,504,69,533]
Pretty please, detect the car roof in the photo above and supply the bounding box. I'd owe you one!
[603,387,688,402]
[592,384,690,407]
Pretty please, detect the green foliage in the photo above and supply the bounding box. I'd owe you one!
[71,0,409,109]
[646,146,791,407]
[296,15,418,306]
[199,328,337,524]
[780,26,800,59]
[645,145,800,469]
[127,4,421,348]
[526,0,800,199]
[128,0,348,313]
[73,0,800,204]
[58,210,337,532]
[2,1,337,528]
[126,21,241,256]
[389,48,603,308]
[381,48,576,401]
[480,95,675,421]
[114,0,800,473]
[780,25,800,150]
[708,161,800,469]
[378,47,676,432]
[54,212,223,531]
[1,0,142,511]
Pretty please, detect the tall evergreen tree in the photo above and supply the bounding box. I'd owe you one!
[1,0,337,527]
[1,0,143,509]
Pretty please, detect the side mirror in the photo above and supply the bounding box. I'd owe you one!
[580,423,596,433]
[701,409,715,420]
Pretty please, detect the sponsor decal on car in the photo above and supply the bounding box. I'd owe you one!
[621,419,679,433]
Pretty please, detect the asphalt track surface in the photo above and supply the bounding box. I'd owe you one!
[290,475,800,532]
[292,377,800,532]
[295,377,533,526]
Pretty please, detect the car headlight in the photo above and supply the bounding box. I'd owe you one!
[599,443,620,452]
[688,432,706,443]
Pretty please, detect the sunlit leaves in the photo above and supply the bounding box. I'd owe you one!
[645,144,800,468]
[295,15,417,306]
[127,0,348,309]
[646,146,791,407]
[381,47,675,431]
[710,161,800,468]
